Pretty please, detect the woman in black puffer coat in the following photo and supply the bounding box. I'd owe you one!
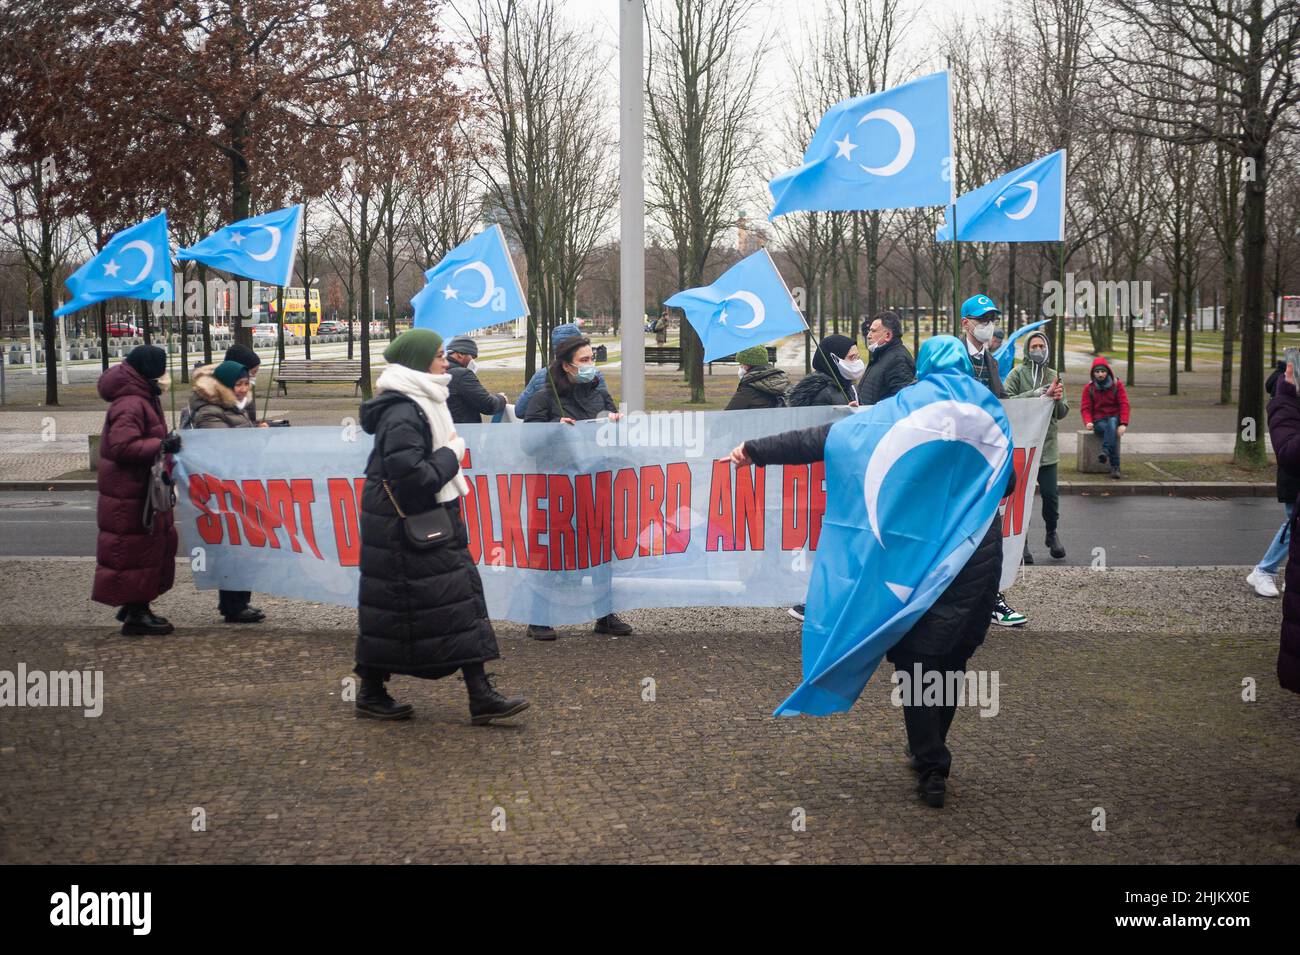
[786,333,864,407]
[355,329,528,725]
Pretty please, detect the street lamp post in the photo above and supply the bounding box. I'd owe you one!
[619,0,646,413]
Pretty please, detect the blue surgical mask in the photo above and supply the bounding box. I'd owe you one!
[575,364,597,383]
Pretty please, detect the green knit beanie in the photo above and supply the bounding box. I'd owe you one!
[736,345,770,367]
[212,360,249,389]
[384,329,444,372]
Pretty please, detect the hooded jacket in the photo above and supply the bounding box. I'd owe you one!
[187,364,255,430]
[514,323,607,417]
[1080,355,1130,426]
[1002,333,1070,467]
[354,391,499,678]
[725,365,790,410]
[92,362,178,606]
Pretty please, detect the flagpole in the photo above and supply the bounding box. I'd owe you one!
[950,201,960,335]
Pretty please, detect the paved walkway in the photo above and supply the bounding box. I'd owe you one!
[0,563,1297,863]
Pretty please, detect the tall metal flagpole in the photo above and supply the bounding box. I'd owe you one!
[619,0,646,413]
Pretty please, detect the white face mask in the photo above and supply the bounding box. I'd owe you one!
[867,340,881,353]
[836,356,865,380]
[467,358,478,373]
[738,366,747,379]
[971,322,995,344]
[236,395,250,409]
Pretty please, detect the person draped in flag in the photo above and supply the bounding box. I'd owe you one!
[729,336,1016,808]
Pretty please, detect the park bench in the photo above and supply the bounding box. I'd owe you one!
[274,358,366,395]
[644,345,682,366]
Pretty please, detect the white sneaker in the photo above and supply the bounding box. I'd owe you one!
[1247,569,1280,598]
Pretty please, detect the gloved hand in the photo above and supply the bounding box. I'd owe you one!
[160,432,182,454]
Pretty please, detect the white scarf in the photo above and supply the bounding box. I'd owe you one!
[375,363,470,503]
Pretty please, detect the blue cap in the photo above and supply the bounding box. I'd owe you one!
[960,294,1001,320]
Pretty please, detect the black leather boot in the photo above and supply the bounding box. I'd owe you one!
[355,677,413,720]
[918,773,946,808]
[121,607,174,636]
[1046,531,1066,559]
[593,613,633,635]
[464,666,529,725]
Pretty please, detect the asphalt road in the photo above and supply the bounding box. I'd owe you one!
[0,489,1285,566]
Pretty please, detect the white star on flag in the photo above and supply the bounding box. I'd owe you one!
[229,232,243,246]
[442,284,458,300]
[103,260,121,278]
[834,135,858,160]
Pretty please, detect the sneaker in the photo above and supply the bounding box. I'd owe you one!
[991,594,1027,627]
[1098,451,1108,465]
[1247,569,1280,598]
[787,604,805,622]
[1110,466,1121,480]
[527,624,557,641]
[593,613,633,636]
[1023,547,1034,565]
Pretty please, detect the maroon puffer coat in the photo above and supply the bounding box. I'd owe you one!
[92,362,178,606]
[1266,377,1300,693]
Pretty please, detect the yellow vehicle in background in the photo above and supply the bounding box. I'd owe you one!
[258,285,322,336]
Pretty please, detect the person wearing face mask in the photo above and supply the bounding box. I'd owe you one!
[1080,355,1130,480]
[515,323,610,418]
[188,360,266,624]
[788,334,863,407]
[724,344,790,410]
[1003,331,1069,562]
[959,295,1005,398]
[223,344,269,427]
[524,335,631,640]
[444,335,508,425]
[858,311,915,406]
[959,294,1025,627]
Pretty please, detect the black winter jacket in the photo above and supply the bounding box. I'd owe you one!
[354,392,499,678]
[725,366,790,410]
[745,418,1011,659]
[858,337,915,405]
[1266,363,1300,504]
[446,363,507,424]
[524,375,618,422]
[787,372,858,407]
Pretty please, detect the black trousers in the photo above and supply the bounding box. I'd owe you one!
[217,590,251,617]
[891,647,974,783]
[355,662,481,683]
[1038,462,1059,536]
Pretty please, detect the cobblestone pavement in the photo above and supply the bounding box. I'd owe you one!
[1,564,1297,864]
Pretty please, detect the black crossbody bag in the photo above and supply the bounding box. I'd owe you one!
[377,405,456,550]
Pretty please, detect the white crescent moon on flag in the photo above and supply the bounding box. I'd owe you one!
[119,240,156,285]
[862,400,1008,546]
[723,290,766,330]
[453,261,497,308]
[246,226,282,262]
[856,108,916,177]
[1001,181,1039,220]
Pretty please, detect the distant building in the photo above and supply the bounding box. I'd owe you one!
[736,212,769,255]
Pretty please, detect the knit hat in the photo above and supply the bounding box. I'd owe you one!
[446,336,478,358]
[550,322,582,349]
[384,328,443,372]
[125,344,167,380]
[736,345,770,368]
[811,334,854,377]
[212,360,250,389]
[224,343,261,370]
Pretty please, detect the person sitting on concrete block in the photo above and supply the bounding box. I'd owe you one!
[1081,355,1130,480]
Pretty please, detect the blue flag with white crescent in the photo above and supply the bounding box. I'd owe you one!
[56,211,173,317]
[176,205,303,286]
[994,318,1051,379]
[412,225,529,338]
[774,335,1013,717]
[664,250,806,363]
[936,150,1066,243]
[768,71,954,218]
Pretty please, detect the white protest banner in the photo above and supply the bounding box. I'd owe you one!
[172,401,1050,624]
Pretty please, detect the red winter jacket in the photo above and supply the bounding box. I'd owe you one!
[92,362,178,607]
[1267,377,1300,694]
[1080,355,1130,426]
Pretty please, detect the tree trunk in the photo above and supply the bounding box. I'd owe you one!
[1236,146,1267,466]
